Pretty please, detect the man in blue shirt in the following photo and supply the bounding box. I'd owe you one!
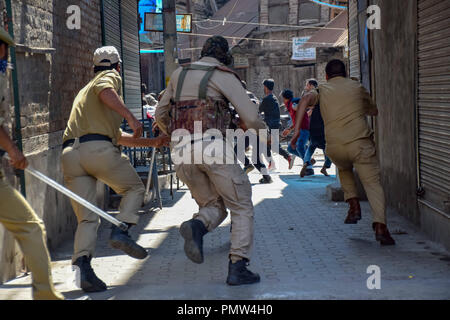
[259,79,294,172]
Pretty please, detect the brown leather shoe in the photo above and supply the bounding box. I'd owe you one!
[300,163,308,177]
[344,198,362,224]
[373,223,396,246]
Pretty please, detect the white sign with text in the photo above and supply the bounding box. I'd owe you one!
[292,37,316,61]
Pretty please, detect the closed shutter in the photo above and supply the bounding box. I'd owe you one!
[348,0,360,80]
[101,0,142,119]
[357,0,370,91]
[102,0,122,57]
[121,0,142,119]
[417,0,450,212]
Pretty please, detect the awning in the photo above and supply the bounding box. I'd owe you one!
[303,11,348,48]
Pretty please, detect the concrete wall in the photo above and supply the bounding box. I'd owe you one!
[370,0,419,226]
[239,0,331,99]
[316,47,346,84]
[235,28,316,100]
[0,0,103,283]
[370,0,450,250]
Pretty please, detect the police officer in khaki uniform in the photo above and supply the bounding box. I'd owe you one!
[155,36,267,285]
[62,46,169,292]
[0,28,64,300]
[290,59,395,245]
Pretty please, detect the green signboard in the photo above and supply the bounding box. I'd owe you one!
[144,13,192,33]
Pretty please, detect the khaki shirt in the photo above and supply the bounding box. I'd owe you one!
[63,69,124,145]
[156,57,266,136]
[312,76,377,145]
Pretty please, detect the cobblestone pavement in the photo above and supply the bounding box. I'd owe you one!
[1,153,450,300]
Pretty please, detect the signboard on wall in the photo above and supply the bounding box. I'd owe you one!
[144,13,192,33]
[292,37,316,61]
[233,54,249,69]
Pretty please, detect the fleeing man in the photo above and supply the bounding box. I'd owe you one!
[290,59,395,246]
[301,79,333,177]
[259,79,294,171]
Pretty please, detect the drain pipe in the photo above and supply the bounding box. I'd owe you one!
[5,0,26,197]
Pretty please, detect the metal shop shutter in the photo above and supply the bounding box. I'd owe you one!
[120,0,142,119]
[101,0,142,119]
[417,0,450,212]
[348,0,360,80]
[357,0,370,91]
[102,0,122,58]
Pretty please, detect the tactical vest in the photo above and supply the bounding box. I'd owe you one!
[169,64,237,135]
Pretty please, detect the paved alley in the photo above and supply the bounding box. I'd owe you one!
[1,155,449,300]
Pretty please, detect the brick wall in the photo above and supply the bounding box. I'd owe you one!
[0,0,103,283]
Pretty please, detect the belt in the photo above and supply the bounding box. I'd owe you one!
[63,134,112,150]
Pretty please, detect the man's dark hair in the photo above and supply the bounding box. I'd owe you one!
[201,35,233,65]
[263,79,275,91]
[281,89,294,100]
[94,62,119,74]
[307,79,318,88]
[325,59,347,79]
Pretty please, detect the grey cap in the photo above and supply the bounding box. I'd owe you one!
[263,79,275,91]
[93,46,122,67]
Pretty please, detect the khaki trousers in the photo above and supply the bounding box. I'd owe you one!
[0,171,64,300]
[61,140,145,263]
[176,163,254,262]
[326,138,386,224]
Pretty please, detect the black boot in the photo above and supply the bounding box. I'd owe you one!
[72,256,107,293]
[179,219,208,264]
[259,175,273,184]
[226,259,261,286]
[109,224,148,259]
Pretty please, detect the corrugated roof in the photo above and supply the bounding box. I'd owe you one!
[303,11,348,48]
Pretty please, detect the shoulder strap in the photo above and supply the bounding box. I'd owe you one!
[198,67,216,100]
[175,64,241,101]
[175,67,189,102]
[199,65,243,100]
